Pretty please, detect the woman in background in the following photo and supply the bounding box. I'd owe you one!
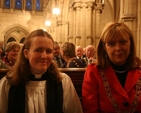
[2,41,20,68]
[61,42,85,68]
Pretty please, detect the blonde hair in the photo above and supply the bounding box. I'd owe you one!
[97,22,141,69]
[7,29,62,85]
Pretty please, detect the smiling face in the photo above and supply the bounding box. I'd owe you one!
[105,35,131,65]
[76,46,83,57]
[7,47,20,61]
[24,36,54,74]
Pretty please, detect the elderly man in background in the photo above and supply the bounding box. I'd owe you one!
[76,46,87,67]
[83,45,97,66]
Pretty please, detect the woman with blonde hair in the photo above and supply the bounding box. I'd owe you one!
[82,22,141,112]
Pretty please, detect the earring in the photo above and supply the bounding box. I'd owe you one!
[105,54,107,57]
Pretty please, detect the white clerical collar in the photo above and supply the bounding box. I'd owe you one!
[31,70,47,78]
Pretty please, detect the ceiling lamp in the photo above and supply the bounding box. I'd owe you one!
[52,7,60,15]
[45,20,51,26]
[52,0,60,15]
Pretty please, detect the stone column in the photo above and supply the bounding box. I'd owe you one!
[68,6,73,43]
[57,21,63,44]
[60,21,69,42]
[120,0,135,30]
[0,0,2,12]
[75,36,81,47]
[74,2,81,46]
[68,36,73,43]
[10,0,14,12]
[22,0,25,13]
[80,3,87,47]
[64,21,69,42]
[86,2,93,45]
[94,3,104,46]
[87,36,93,46]
[136,1,141,58]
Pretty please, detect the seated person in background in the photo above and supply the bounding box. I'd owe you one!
[53,41,65,67]
[83,45,97,66]
[83,47,86,57]
[2,41,20,68]
[0,29,83,113]
[61,42,85,68]
[0,47,4,59]
[76,46,87,67]
[0,59,9,69]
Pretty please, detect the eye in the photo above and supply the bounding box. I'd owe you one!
[120,40,128,45]
[46,49,53,54]
[35,49,43,53]
[107,41,115,47]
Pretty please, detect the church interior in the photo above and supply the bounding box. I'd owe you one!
[0,0,141,58]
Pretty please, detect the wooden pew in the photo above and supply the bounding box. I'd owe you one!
[0,69,9,79]
[59,68,86,100]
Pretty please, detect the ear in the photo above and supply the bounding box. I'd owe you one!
[23,49,28,59]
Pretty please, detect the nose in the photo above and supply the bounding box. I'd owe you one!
[115,43,121,50]
[41,51,48,59]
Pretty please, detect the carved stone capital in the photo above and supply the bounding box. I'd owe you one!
[73,2,82,9]
[75,36,81,39]
[86,2,94,8]
[81,3,87,8]
[68,36,73,39]
[94,3,104,13]
[121,14,136,22]
[57,21,69,26]
[87,36,93,39]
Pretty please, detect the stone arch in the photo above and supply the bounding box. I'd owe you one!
[2,24,30,45]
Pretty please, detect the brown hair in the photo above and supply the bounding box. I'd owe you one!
[97,22,141,69]
[5,41,20,52]
[7,29,62,85]
[61,42,76,58]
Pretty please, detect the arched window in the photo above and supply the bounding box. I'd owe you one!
[5,0,10,8]
[15,0,22,9]
[26,0,32,10]
[20,37,26,43]
[36,0,40,11]
[7,37,16,43]
[4,0,41,11]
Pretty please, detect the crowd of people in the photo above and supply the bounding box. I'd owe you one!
[0,21,141,112]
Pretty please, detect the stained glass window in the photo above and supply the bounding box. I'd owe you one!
[36,0,40,11]
[4,0,42,11]
[15,0,22,9]
[5,0,10,8]
[26,0,32,10]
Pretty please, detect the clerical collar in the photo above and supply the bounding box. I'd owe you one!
[30,70,47,81]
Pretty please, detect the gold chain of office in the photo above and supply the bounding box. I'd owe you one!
[99,69,141,113]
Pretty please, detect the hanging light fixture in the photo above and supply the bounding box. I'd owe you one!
[52,7,60,15]
[52,0,60,15]
[45,20,51,26]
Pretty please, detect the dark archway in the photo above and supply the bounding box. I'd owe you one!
[20,37,26,43]
[7,37,16,43]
